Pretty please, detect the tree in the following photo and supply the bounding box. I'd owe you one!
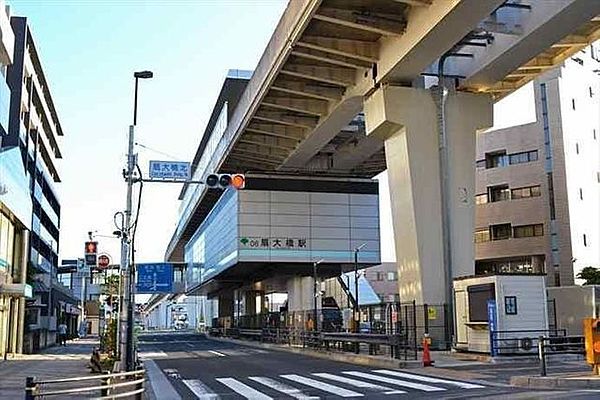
[102,274,121,296]
[576,267,600,285]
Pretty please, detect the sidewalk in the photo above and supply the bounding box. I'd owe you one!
[0,338,97,399]
[511,371,600,389]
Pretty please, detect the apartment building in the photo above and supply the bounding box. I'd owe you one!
[475,43,600,287]
[3,16,75,352]
[0,1,31,358]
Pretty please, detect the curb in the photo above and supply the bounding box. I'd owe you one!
[209,335,421,369]
[510,375,600,390]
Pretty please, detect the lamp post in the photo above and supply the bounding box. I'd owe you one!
[353,243,366,332]
[120,70,153,372]
[313,259,324,331]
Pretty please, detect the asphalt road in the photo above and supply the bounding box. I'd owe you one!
[138,331,599,399]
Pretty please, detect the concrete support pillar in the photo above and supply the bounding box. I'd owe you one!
[244,291,257,315]
[217,292,234,319]
[286,276,317,312]
[365,86,493,305]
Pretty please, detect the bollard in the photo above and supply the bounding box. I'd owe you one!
[25,376,36,400]
[538,335,547,376]
[422,333,434,367]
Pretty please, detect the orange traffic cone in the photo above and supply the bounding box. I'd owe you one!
[422,333,434,367]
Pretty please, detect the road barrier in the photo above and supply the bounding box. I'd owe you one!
[538,335,585,376]
[25,369,145,399]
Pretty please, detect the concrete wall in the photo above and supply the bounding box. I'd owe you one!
[547,285,599,335]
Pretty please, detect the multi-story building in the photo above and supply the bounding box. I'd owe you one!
[0,1,32,359]
[474,42,600,287]
[3,16,74,352]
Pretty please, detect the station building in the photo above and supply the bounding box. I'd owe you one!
[164,70,380,328]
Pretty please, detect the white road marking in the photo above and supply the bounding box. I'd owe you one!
[216,377,273,400]
[373,370,485,389]
[249,376,319,399]
[208,350,227,357]
[281,374,364,397]
[182,379,220,399]
[311,373,405,395]
[138,350,168,359]
[343,371,445,392]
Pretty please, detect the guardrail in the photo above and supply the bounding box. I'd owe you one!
[25,369,145,399]
[538,335,585,376]
[320,332,410,360]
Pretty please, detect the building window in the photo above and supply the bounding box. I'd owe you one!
[475,194,488,205]
[491,224,512,241]
[583,234,588,247]
[547,173,556,220]
[554,272,561,286]
[375,272,384,281]
[579,188,583,200]
[509,150,538,165]
[504,296,518,315]
[572,99,576,110]
[513,224,544,238]
[474,228,490,243]
[511,185,541,199]
[387,272,398,281]
[486,151,508,169]
[489,185,510,202]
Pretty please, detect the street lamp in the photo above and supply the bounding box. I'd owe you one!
[313,258,324,331]
[120,70,153,372]
[354,243,367,332]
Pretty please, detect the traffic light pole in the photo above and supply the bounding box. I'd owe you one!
[119,124,135,371]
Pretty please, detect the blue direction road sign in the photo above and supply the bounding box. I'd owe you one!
[136,263,173,293]
[149,160,190,180]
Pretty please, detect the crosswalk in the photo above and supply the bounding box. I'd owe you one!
[170,368,486,399]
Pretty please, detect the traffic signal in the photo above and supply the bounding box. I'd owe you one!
[206,173,245,189]
[84,241,98,267]
[85,241,98,255]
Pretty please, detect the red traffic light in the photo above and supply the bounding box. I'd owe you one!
[85,241,98,255]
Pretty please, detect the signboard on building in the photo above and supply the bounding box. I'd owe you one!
[149,160,190,180]
[136,263,173,294]
[239,237,308,249]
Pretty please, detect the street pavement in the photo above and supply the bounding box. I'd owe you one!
[0,337,98,399]
[139,331,600,399]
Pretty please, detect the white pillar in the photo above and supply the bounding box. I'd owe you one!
[365,86,493,304]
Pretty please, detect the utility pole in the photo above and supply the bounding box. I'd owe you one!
[119,70,153,372]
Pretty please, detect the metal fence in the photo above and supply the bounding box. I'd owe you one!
[491,329,567,356]
[25,369,145,399]
[538,335,585,376]
[209,301,452,359]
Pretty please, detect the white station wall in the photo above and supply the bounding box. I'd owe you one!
[237,190,380,264]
